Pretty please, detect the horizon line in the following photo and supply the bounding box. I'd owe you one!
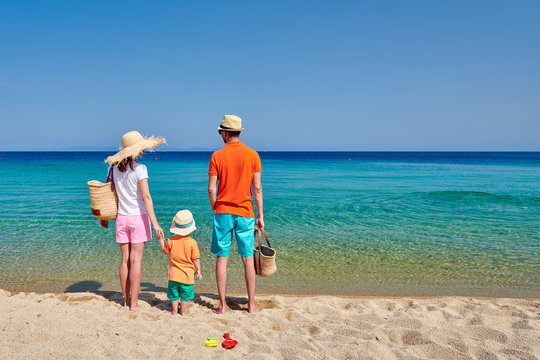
[1,149,539,153]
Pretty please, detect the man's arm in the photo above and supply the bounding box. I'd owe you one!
[208,175,218,211]
[253,172,264,229]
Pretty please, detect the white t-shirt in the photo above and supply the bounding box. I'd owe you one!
[109,162,149,216]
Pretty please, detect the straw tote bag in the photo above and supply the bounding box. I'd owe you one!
[253,228,277,277]
[87,167,118,221]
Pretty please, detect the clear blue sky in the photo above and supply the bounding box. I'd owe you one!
[1,0,539,151]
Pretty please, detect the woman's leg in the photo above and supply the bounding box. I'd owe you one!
[128,242,145,311]
[119,243,131,307]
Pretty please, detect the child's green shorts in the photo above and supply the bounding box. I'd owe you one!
[167,280,194,302]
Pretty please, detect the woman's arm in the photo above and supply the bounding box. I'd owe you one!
[139,178,164,240]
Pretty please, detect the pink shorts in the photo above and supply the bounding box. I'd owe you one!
[116,214,152,244]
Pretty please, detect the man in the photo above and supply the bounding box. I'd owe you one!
[208,115,263,314]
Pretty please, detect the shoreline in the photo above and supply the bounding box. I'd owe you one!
[2,280,539,300]
[1,288,538,359]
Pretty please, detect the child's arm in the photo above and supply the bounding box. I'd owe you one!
[158,237,168,254]
[194,258,202,280]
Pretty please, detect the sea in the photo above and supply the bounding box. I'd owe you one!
[0,151,538,298]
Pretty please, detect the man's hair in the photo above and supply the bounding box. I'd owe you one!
[220,130,241,137]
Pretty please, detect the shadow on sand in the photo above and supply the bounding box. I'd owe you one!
[64,280,254,312]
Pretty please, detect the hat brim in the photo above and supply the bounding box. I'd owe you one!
[170,222,196,236]
[105,137,166,164]
[218,126,244,131]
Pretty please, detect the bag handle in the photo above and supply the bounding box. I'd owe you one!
[255,228,271,249]
[254,228,270,276]
[106,166,116,192]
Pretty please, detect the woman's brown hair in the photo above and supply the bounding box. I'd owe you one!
[117,156,134,172]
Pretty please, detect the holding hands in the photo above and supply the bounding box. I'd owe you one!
[153,223,165,241]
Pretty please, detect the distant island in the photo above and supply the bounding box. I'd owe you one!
[58,146,214,152]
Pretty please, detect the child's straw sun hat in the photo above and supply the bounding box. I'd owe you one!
[105,131,166,165]
[170,210,197,236]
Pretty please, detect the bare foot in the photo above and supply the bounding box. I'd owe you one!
[212,306,226,314]
[170,310,178,315]
[248,304,260,313]
[129,304,139,311]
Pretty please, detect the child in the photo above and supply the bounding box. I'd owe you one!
[158,209,202,316]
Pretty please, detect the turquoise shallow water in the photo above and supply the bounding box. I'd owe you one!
[0,151,539,297]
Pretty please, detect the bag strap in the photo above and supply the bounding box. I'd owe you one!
[256,228,272,248]
[106,166,116,192]
[253,229,260,274]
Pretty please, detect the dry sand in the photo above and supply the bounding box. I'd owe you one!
[0,289,538,359]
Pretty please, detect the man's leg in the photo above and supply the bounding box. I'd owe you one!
[211,214,233,314]
[242,256,260,313]
[214,256,229,314]
[235,216,260,313]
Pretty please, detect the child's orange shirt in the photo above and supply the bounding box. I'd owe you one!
[163,235,200,285]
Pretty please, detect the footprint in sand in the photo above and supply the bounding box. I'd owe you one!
[512,319,534,330]
[469,326,508,344]
[400,330,431,346]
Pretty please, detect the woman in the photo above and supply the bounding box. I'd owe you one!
[101,131,166,311]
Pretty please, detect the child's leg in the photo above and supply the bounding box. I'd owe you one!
[180,301,188,316]
[178,283,193,316]
[171,300,179,315]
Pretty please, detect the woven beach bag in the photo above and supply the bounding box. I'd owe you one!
[87,167,118,221]
[253,228,277,277]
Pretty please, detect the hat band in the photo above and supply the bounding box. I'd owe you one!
[174,220,194,229]
[220,125,235,130]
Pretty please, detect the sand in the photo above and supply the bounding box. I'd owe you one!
[0,289,538,360]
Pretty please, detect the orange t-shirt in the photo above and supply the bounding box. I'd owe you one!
[163,235,200,285]
[208,141,262,218]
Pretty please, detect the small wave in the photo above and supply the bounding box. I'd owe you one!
[426,191,540,206]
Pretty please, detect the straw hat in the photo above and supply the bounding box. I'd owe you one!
[170,210,197,236]
[105,131,166,165]
[218,115,244,131]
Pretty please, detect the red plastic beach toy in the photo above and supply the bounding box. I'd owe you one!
[222,333,238,349]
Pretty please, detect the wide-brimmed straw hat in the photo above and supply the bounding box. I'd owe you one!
[218,115,244,131]
[105,131,166,165]
[170,209,197,236]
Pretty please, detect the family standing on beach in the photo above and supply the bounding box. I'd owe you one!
[101,115,263,315]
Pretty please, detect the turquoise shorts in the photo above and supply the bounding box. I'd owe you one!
[167,280,194,302]
[211,214,255,257]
